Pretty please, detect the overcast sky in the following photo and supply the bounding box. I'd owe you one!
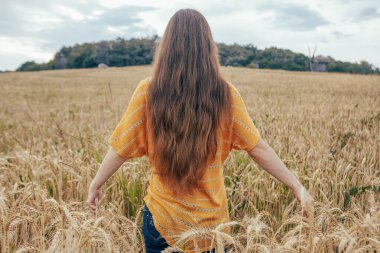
[0,0,379,71]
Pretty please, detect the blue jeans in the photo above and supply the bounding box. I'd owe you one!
[142,204,228,253]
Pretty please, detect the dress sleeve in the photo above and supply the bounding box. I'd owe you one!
[230,84,261,152]
[107,78,148,160]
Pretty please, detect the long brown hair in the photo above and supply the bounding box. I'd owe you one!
[146,8,232,196]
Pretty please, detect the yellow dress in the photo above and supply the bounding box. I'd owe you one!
[108,77,261,252]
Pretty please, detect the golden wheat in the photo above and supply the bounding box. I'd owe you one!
[0,65,379,252]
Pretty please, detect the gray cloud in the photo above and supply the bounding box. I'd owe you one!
[39,6,157,50]
[256,3,330,31]
[0,0,157,51]
[351,7,380,21]
[198,4,243,17]
[332,31,354,39]
[1,0,379,70]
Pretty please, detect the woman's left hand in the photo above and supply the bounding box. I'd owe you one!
[293,186,315,217]
[86,184,103,212]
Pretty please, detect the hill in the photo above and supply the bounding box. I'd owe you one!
[16,35,379,74]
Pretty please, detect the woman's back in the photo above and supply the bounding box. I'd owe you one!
[87,8,313,253]
[108,77,261,252]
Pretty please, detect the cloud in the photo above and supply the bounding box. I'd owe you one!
[332,31,354,39]
[38,6,157,50]
[256,2,330,31]
[351,7,380,21]
[0,0,379,70]
[0,1,157,49]
[0,0,158,70]
[0,36,54,70]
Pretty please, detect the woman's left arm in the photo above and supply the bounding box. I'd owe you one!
[248,139,315,216]
[86,147,126,211]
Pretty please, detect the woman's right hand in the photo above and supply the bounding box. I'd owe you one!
[293,186,315,217]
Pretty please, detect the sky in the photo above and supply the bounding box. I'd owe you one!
[0,0,379,71]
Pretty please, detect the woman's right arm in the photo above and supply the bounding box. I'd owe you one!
[248,138,315,216]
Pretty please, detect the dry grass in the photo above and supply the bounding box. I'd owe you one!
[0,65,379,252]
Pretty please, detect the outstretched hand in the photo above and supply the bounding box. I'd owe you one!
[86,185,103,212]
[248,140,315,217]
[293,186,315,217]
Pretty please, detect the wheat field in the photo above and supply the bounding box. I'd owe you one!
[0,65,379,252]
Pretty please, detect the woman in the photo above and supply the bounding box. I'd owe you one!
[86,8,314,253]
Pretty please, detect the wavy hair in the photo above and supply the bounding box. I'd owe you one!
[146,8,232,196]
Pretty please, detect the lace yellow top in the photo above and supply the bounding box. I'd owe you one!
[108,77,261,252]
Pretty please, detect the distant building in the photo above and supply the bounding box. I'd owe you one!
[54,52,67,69]
[98,63,108,69]
[311,55,330,72]
[96,41,110,65]
[248,61,260,69]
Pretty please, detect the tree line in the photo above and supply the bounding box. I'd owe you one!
[16,35,379,74]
